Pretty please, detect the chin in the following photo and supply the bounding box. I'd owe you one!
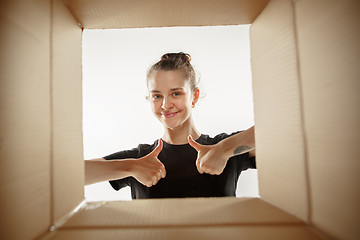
[158,118,177,129]
[163,122,178,130]
[165,120,189,131]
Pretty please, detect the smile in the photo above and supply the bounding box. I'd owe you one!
[162,111,179,118]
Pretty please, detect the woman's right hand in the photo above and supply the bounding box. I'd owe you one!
[129,139,166,187]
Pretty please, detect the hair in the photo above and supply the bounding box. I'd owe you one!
[146,52,198,91]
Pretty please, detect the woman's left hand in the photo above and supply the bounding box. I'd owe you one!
[188,136,231,175]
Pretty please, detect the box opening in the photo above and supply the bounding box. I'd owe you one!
[82,25,259,201]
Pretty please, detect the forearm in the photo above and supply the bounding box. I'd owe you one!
[219,126,255,158]
[84,158,134,186]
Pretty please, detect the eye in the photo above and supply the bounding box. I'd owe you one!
[172,92,181,97]
[152,94,162,101]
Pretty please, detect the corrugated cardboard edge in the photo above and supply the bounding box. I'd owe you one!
[49,200,87,232]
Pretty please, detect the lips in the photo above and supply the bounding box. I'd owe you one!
[162,111,179,118]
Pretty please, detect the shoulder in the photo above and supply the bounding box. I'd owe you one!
[137,141,158,156]
[103,140,157,160]
[199,131,243,145]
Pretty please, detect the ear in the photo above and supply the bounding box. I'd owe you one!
[192,88,200,106]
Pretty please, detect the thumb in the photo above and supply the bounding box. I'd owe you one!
[188,135,202,151]
[150,139,163,156]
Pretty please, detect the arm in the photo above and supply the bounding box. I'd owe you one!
[220,126,255,158]
[85,140,166,187]
[188,126,255,175]
[85,158,133,186]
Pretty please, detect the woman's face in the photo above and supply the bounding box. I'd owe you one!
[147,70,199,130]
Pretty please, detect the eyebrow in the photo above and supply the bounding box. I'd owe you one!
[150,88,184,93]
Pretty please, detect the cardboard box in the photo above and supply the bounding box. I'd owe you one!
[0,0,359,239]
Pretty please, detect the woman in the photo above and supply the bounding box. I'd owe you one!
[85,52,256,199]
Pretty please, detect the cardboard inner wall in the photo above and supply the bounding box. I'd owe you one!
[52,0,84,222]
[0,0,83,239]
[250,0,309,222]
[47,226,323,240]
[48,198,324,240]
[1,0,360,239]
[61,198,302,228]
[61,0,270,28]
[0,0,51,239]
[295,0,360,239]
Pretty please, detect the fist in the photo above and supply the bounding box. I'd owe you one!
[131,139,166,187]
[188,135,229,175]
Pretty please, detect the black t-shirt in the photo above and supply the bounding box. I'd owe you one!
[103,132,256,199]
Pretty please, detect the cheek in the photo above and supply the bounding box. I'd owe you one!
[174,96,192,108]
[150,101,161,112]
[183,98,193,109]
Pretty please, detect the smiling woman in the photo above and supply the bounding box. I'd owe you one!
[148,74,197,132]
[82,26,259,201]
[147,54,199,136]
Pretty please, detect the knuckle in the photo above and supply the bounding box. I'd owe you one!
[150,173,157,179]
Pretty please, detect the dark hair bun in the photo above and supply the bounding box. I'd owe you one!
[147,52,198,91]
[161,52,191,64]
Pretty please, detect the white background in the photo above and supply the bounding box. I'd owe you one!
[82,25,259,201]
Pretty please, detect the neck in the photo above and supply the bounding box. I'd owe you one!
[162,118,201,145]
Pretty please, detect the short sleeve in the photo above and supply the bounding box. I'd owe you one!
[210,131,242,145]
[241,153,257,171]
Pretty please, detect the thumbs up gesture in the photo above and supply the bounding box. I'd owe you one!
[130,139,166,187]
[188,136,231,175]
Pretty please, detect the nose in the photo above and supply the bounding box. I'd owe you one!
[161,96,173,110]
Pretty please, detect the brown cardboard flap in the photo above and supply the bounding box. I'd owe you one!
[48,225,323,240]
[250,0,309,221]
[0,0,51,239]
[61,0,269,29]
[2,0,358,239]
[52,0,84,222]
[296,0,360,239]
[61,198,301,228]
